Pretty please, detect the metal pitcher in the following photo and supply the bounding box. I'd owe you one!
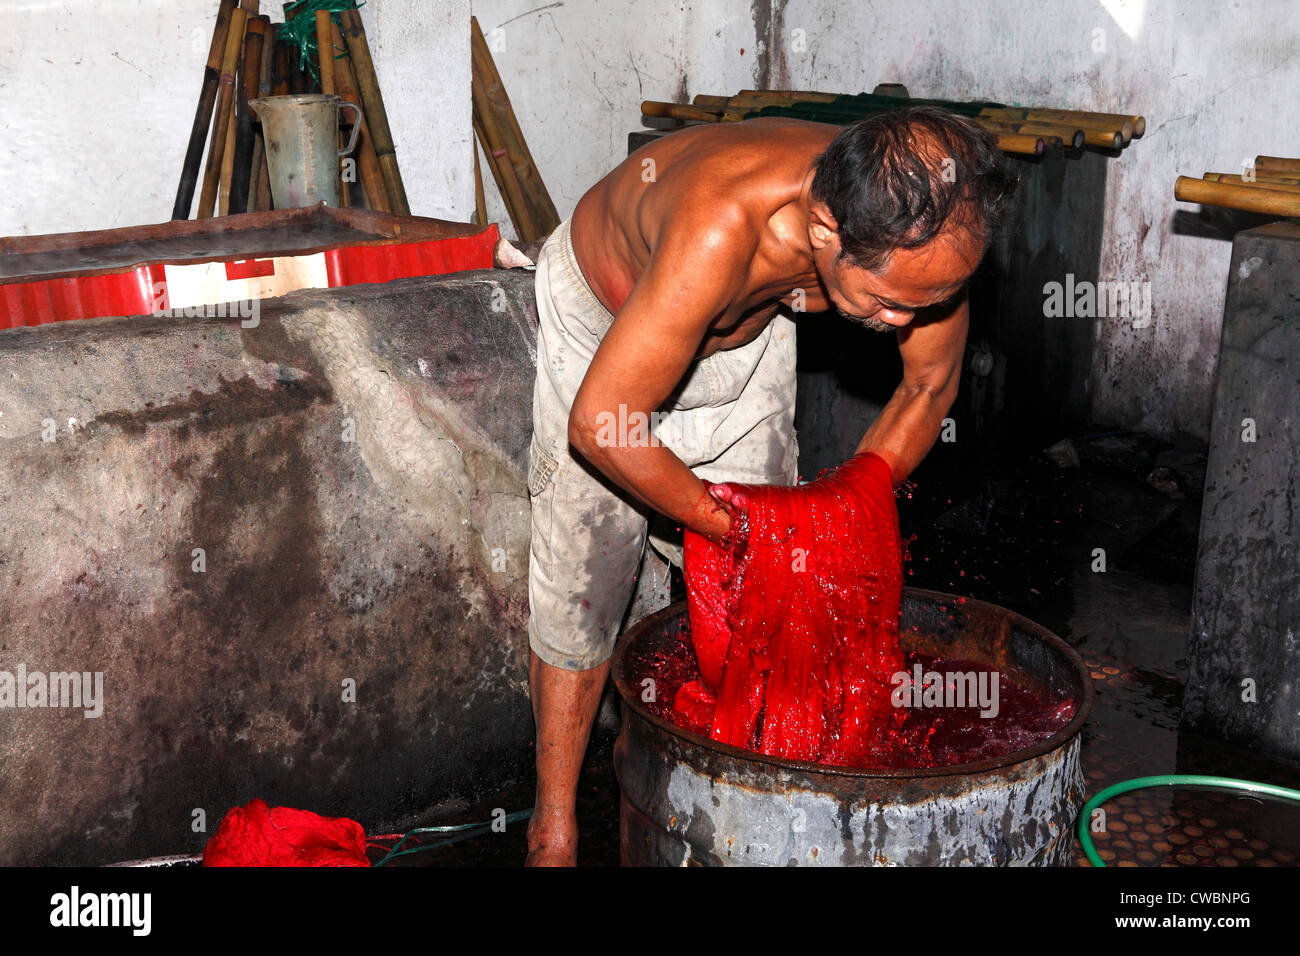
[248,94,362,209]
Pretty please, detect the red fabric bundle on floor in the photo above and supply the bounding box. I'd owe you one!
[202,798,370,867]
[680,452,906,766]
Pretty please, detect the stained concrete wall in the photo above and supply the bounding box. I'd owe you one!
[0,270,538,864]
[0,0,473,232]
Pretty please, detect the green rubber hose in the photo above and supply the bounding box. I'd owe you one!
[1078,775,1300,867]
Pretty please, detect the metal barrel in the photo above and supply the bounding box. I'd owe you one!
[612,588,1094,866]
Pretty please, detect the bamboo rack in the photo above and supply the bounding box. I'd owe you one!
[657,89,1148,159]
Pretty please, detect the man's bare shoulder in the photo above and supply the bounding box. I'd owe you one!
[640,121,834,239]
[571,118,834,316]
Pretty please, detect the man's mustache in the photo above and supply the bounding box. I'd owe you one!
[838,307,895,334]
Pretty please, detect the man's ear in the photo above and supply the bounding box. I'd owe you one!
[808,202,839,252]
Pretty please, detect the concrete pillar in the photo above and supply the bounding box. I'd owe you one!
[1183,222,1300,764]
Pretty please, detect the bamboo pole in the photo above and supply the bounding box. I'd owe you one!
[977,119,1079,150]
[473,140,488,226]
[315,9,349,206]
[1003,107,1144,138]
[472,115,510,221]
[1204,174,1300,194]
[330,18,387,212]
[471,45,531,237]
[981,107,1129,144]
[1175,176,1300,217]
[981,114,1115,149]
[694,92,821,113]
[990,133,1046,156]
[474,111,536,239]
[271,25,289,96]
[1205,171,1300,185]
[692,93,740,109]
[229,14,264,214]
[173,0,237,219]
[219,105,237,215]
[198,4,249,218]
[340,7,409,214]
[470,17,558,237]
[315,10,334,96]
[1255,156,1300,174]
[248,17,274,212]
[641,100,724,123]
[737,89,838,104]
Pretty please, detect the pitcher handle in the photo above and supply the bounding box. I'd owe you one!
[338,101,363,157]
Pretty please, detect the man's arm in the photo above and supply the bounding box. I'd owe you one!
[567,206,757,542]
[854,295,970,483]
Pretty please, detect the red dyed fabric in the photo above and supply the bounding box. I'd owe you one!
[202,799,370,867]
[679,452,906,766]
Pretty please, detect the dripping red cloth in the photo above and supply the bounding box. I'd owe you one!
[202,799,370,867]
[680,451,906,766]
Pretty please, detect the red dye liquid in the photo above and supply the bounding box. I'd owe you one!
[634,636,1074,768]
[666,452,1073,769]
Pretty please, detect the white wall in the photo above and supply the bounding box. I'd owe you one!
[4,0,1297,441]
[0,0,472,234]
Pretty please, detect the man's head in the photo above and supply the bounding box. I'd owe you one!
[807,106,1018,331]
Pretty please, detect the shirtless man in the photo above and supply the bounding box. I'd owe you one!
[524,106,1016,865]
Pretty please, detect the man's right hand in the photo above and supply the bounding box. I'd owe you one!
[692,483,736,544]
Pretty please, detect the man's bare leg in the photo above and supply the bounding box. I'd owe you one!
[526,650,610,866]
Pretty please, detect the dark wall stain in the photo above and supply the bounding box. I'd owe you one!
[95,375,331,437]
[751,0,790,91]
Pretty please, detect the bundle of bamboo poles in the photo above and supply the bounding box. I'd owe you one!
[640,89,1147,158]
[470,16,558,241]
[1175,155,1300,219]
[171,0,408,219]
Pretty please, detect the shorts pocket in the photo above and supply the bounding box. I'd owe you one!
[527,434,558,578]
[527,433,558,495]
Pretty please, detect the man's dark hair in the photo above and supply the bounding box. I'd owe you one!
[809,106,1018,271]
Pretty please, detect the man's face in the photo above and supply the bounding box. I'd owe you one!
[809,208,983,331]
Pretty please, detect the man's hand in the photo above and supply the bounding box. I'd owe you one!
[692,484,735,544]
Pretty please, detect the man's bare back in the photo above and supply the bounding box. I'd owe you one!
[571,118,839,358]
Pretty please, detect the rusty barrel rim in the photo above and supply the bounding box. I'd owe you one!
[612,587,1095,781]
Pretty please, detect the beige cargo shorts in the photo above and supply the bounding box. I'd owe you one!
[527,216,798,671]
